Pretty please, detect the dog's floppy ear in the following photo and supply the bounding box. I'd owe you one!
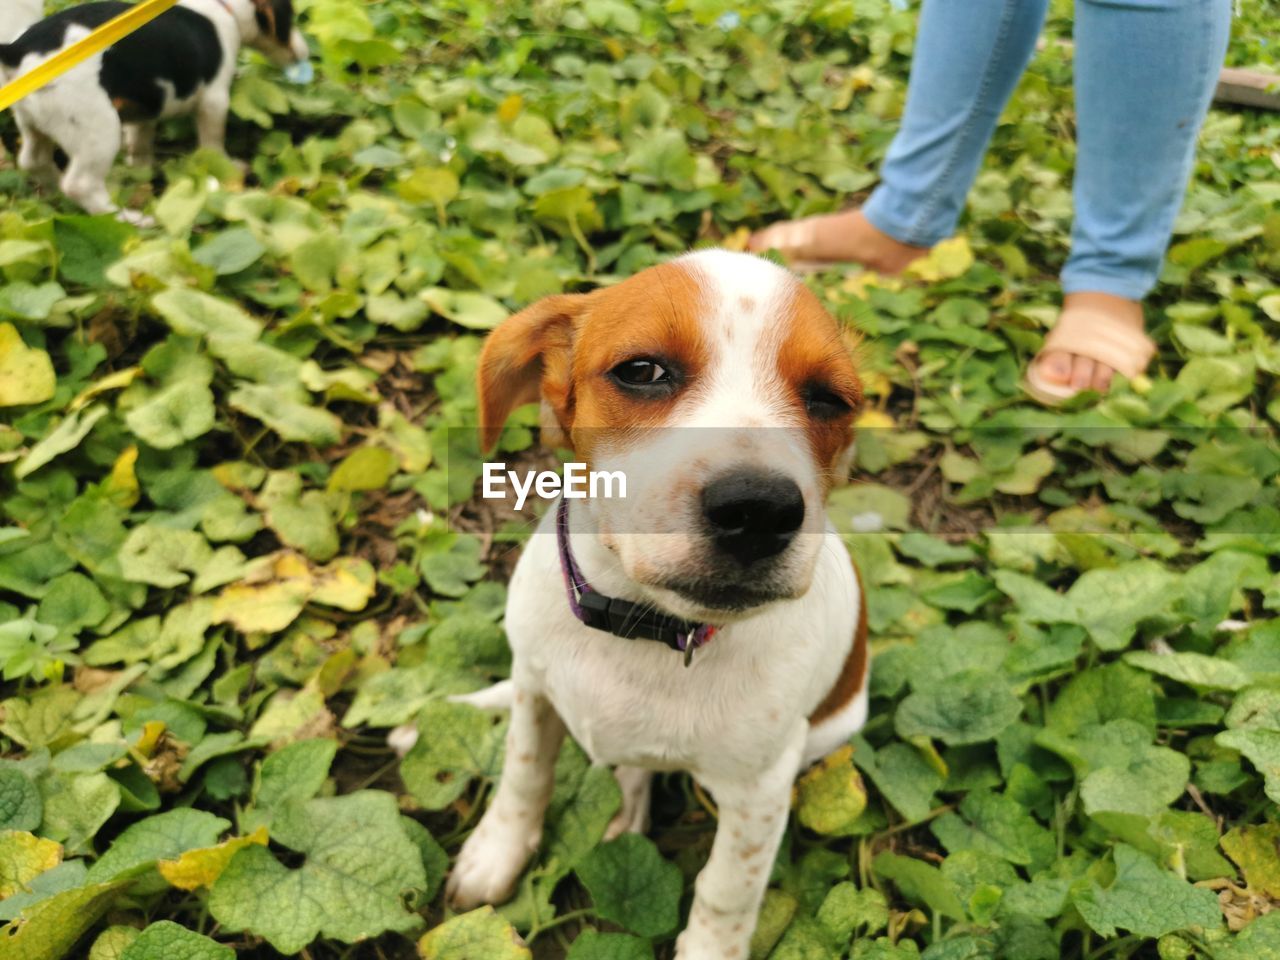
[477,293,592,453]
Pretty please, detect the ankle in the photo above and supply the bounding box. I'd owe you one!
[1062,292,1144,327]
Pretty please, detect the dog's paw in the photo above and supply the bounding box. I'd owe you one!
[674,921,749,960]
[445,817,540,910]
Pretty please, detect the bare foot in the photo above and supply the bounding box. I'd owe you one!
[747,209,928,274]
[1032,292,1147,395]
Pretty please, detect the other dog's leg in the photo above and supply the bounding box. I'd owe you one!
[57,110,146,223]
[676,727,806,960]
[195,92,229,154]
[123,121,156,168]
[604,766,653,840]
[447,686,564,908]
[14,117,57,186]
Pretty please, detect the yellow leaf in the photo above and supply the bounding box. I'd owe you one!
[497,93,523,123]
[0,323,55,408]
[839,270,900,299]
[858,370,894,401]
[795,744,868,835]
[721,227,751,253]
[158,827,268,891]
[213,580,310,633]
[856,409,895,431]
[310,557,376,611]
[132,719,167,758]
[904,236,974,282]
[104,445,140,508]
[0,830,62,897]
[69,366,142,412]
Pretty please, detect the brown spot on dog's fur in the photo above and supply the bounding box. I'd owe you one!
[809,561,869,724]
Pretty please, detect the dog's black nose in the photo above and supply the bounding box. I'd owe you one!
[701,470,805,565]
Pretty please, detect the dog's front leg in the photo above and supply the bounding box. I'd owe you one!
[676,725,806,960]
[446,685,565,909]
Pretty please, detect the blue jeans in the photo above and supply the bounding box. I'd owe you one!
[862,0,1232,301]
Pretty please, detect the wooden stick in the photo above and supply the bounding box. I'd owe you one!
[1037,38,1280,112]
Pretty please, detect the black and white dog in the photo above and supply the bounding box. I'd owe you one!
[0,0,307,223]
[1,0,42,44]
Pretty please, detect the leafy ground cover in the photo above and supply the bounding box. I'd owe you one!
[1,0,1280,957]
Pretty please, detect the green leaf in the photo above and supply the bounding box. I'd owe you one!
[930,789,1055,868]
[35,572,109,631]
[243,737,338,832]
[1071,844,1220,938]
[86,809,230,883]
[209,791,426,954]
[0,879,126,960]
[1216,727,1280,804]
[871,852,965,921]
[192,227,265,274]
[37,771,120,855]
[418,906,531,960]
[565,930,653,960]
[400,701,505,810]
[853,739,944,824]
[420,288,509,330]
[1066,560,1179,652]
[576,834,682,937]
[124,380,218,450]
[816,882,889,941]
[118,921,234,960]
[228,384,343,446]
[0,766,42,832]
[1123,650,1251,692]
[53,214,134,286]
[896,674,1022,745]
[151,288,261,341]
[15,404,109,479]
[117,526,211,588]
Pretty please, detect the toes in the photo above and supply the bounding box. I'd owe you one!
[1068,356,1096,393]
[1092,363,1115,392]
[1037,351,1073,385]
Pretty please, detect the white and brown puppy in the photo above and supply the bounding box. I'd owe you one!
[449,250,870,959]
[0,0,307,222]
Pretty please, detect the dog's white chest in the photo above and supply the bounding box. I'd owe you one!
[503,524,860,781]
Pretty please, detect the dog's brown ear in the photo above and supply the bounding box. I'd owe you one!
[477,293,592,453]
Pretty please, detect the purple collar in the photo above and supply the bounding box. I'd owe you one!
[556,498,716,667]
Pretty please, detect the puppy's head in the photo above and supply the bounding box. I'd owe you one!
[244,0,308,65]
[479,250,862,623]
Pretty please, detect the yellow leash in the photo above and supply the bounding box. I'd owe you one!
[0,0,179,113]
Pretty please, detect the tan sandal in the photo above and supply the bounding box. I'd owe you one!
[1023,308,1156,406]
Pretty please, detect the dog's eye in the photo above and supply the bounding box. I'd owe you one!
[805,386,852,419]
[611,359,672,387]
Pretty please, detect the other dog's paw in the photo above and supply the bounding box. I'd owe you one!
[387,723,418,758]
[445,816,540,910]
[116,209,156,228]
